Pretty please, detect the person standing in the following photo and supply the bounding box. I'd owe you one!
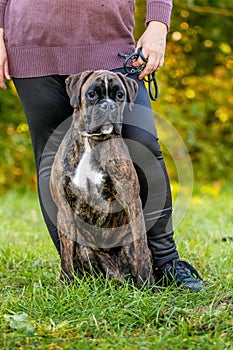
[0,0,203,290]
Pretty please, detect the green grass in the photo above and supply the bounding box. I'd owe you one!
[0,186,233,350]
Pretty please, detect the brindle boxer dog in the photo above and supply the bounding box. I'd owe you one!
[50,70,154,288]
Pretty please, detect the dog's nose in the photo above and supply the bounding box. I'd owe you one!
[99,100,116,111]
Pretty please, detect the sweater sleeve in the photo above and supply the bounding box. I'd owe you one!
[0,0,8,28]
[146,0,173,29]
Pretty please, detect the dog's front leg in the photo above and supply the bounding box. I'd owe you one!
[57,207,76,283]
[121,200,155,288]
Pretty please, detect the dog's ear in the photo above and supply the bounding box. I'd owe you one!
[116,73,138,112]
[65,71,94,108]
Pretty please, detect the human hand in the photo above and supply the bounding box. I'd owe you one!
[0,29,10,90]
[133,21,167,80]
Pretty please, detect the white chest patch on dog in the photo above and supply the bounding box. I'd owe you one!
[72,138,104,190]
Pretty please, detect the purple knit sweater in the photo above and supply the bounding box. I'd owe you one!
[0,0,172,78]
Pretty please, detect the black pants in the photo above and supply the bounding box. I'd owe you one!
[13,69,179,267]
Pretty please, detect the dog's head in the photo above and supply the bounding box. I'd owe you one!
[65,70,138,136]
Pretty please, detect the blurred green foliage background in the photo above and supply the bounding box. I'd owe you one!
[0,0,232,193]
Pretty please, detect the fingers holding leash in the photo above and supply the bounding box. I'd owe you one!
[118,21,166,101]
[133,51,163,80]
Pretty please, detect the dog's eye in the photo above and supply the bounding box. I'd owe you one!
[116,92,125,101]
[88,91,97,100]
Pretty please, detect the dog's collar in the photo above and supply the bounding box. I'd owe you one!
[80,130,121,142]
[81,131,102,137]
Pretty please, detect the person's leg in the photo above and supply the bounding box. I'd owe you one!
[13,75,73,254]
[113,69,179,266]
[113,68,203,290]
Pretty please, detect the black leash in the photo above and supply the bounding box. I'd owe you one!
[118,47,159,101]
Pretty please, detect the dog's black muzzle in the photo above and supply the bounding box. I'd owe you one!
[99,99,117,112]
[85,99,124,136]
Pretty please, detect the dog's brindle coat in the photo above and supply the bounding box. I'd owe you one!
[50,70,154,288]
